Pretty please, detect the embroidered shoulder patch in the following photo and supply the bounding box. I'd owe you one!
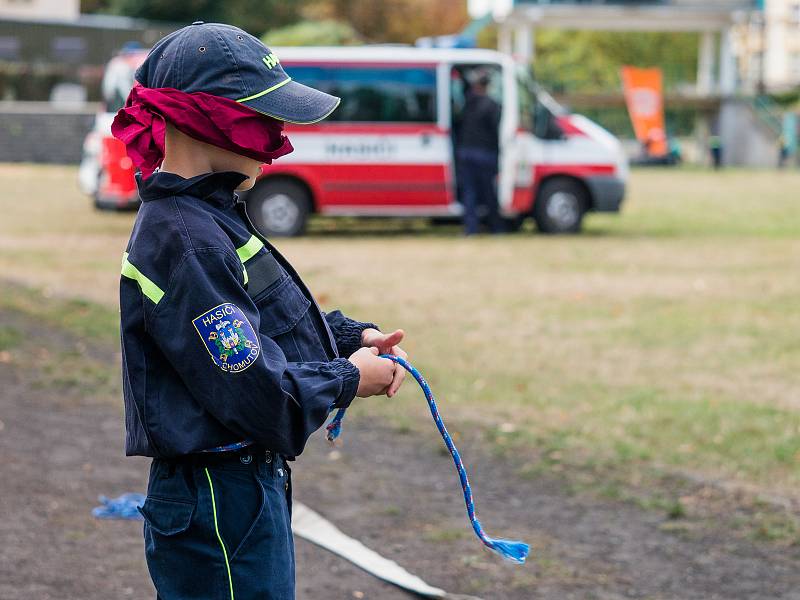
[192,303,260,373]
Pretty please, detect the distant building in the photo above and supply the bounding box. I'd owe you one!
[0,12,178,102]
[0,0,80,21]
[736,0,800,91]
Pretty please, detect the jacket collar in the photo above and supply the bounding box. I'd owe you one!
[136,169,251,209]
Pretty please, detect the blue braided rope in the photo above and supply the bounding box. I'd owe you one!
[327,354,529,564]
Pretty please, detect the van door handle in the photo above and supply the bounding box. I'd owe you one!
[420,133,431,146]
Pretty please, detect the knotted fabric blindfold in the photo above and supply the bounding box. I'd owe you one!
[111,82,294,178]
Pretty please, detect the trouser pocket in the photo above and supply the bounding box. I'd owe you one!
[142,461,230,600]
[140,460,197,535]
[139,496,195,535]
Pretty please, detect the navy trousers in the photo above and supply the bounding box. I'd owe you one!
[457,148,501,235]
[139,448,294,600]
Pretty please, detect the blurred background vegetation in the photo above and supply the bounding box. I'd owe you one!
[79,0,701,96]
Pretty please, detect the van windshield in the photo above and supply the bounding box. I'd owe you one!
[517,66,566,139]
[516,66,566,116]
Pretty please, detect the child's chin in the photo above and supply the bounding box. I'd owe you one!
[235,178,254,192]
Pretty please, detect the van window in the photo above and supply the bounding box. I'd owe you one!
[286,65,437,123]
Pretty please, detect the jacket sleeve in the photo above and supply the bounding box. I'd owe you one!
[323,310,380,358]
[147,247,360,457]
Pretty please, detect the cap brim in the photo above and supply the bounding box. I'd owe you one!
[238,78,340,124]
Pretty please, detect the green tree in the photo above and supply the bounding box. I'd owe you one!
[477,28,699,94]
[535,30,699,94]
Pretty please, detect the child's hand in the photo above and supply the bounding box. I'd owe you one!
[348,347,395,398]
[361,328,404,354]
[360,328,408,397]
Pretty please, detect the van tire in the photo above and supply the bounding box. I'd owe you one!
[533,178,587,234]
[245,179,310,237]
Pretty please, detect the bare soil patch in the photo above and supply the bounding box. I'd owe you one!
[1,307,798,599]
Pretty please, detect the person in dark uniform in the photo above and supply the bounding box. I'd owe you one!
[454,69,503,235]
[112,22,408,599]
[709,133,723,170]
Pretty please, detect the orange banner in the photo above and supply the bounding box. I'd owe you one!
[621,66,667,157]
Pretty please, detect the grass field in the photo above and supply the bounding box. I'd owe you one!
[1,163,798,512]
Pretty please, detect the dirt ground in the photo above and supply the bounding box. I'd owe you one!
[1,307,799,600]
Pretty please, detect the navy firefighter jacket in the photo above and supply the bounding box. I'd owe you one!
[120,169,376,459]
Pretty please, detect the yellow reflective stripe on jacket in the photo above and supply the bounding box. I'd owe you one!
[120,252,165,305]
[236,235,265,286]
[236,235,264,263]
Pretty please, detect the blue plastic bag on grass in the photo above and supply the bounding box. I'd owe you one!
[92,493,145,520]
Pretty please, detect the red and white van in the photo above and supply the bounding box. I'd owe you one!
[245,46,627,235]
[81,46,627,233]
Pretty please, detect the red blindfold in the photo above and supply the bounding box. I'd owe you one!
[111,82,294,179]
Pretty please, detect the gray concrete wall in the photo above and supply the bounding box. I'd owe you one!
[718,99,782,168]
[0,102,99,164]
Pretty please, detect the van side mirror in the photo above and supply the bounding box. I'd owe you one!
[548,115,566,141]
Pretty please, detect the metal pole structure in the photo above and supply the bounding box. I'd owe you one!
[718,27,737,95]
[513,24,533,63]
[697,30,716,95]
[498,23,512,55]
[757,0,766,94]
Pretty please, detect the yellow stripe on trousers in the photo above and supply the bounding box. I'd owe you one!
[204,468,235,600]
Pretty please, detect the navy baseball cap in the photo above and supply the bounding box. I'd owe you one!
[135,21,339,124]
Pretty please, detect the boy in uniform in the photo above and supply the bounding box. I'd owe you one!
[114,22,407,599]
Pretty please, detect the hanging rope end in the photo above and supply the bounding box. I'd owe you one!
[487,538,530,564]
[326,407,346,443]
[325,419,342,443]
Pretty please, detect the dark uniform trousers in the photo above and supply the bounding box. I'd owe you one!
[456,147,502,235]
[139,447,293,599]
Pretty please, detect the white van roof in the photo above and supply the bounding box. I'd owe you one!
[274,45,511,66]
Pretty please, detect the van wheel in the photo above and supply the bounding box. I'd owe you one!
[245,179,310,237]
[533,178,587,234]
